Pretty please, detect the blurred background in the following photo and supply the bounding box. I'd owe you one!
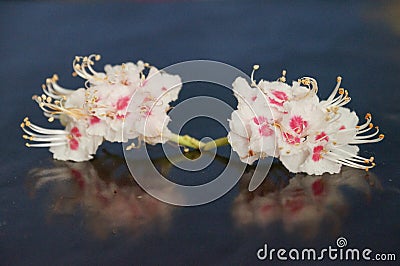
[0,1,399,265]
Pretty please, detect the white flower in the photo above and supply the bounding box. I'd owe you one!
[21,118,103,162]
[228,77,278,164]
[229,67,384,175]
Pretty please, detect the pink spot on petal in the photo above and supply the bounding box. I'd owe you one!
[69,138,79,150]
[312,145,324,162]
[251,96,257,101]
[116,96,130,111]
[116,114,125,120]
[259,124,273,137]
[252,116,268,125]
[271,90,288,101]
[284,133,300,145]
[315,132,329,142]
[269,97,284,106]
[70,127,82,138]
[90,116,100,125]
[339,125,346,130]
[161,86,167,91]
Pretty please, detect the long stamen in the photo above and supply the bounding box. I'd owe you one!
[326,76,342,103]
[26,142,67,148]
[325,153,375,171]
[86,54,101,75]
[21,118,69,148]
[355,126,380,140]
[350,113,384,144]
[33,95,87,120]
[251,65,259,87]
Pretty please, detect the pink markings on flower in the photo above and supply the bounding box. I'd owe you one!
[251,96,257,101]
[284,133,301,145]
[253,116,268,125]
[90,116,101,125]
[69,138,79,150]
[339,125,346,130]
[268,90,288,107]
[312,145,324,162]
[70,127,82,138]
[259,124,273,137]
[289,115,308,134]
[69,127,82,150]
[315,131,329,142]
[116,114,125,120]
[253,116,273,137]
[269,97,284,107]
[272,90,288,101]
[161,86,167,91]
[312,179,324,196]
[116,96,130,111]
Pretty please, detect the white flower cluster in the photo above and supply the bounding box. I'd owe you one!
[21,54,182,161]
[228,66,384,175]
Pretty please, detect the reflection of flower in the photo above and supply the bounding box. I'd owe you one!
[232,163,381,239]
[29,152,176,239]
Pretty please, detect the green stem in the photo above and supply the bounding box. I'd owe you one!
[168,133,206,150]
[201,137,229,151]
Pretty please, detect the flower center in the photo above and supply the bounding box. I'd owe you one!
[289,115,308,134]
[116,96,130,111]
[312,145,324,162]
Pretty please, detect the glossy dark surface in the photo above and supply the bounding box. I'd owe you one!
[1,1,399,265]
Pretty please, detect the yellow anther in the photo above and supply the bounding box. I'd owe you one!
[365,113,372,119]
[379,134,385,139]
[253,64,260,70]
[369,123,374,128]
[337,76,342,82]
[23,117,29,122]
[95,54,101,61]
[48,117,54,122]
[25,143,30,147]
[72,72,78,77]
[20,123,25,128]
[338,88,344,95]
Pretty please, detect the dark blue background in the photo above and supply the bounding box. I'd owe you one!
[0,1,399,265]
